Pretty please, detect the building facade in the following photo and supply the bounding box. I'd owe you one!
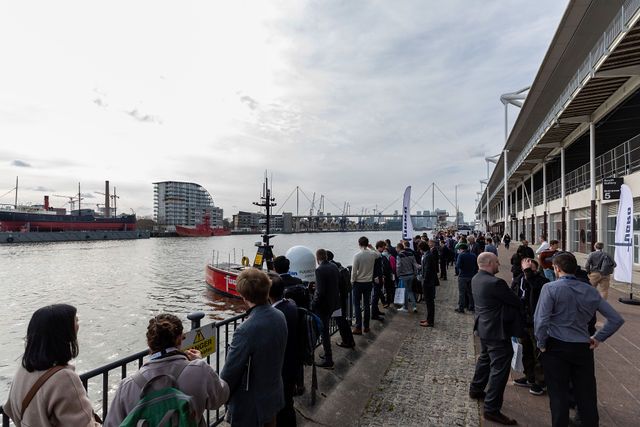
[153,181,223,230]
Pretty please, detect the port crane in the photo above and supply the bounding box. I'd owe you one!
[94,187,120,216]
[52,194,84,212]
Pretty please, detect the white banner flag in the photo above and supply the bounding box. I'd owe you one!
[614,184,634,284]
[401,186,414,247]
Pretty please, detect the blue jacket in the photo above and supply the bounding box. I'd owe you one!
[221,304,287,426]
[456,251,478,278]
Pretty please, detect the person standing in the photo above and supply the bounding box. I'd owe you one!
[268,274,300,426]
[351,236,381,334]
[371,241,390,320]
[469,253,522,426]
[484,237,498,255]
[439,241,449,280]
[312,249,341,369]
[221,269,288,427]
[396,241,420,313]
[327,251,355,349]
[538,240,559,282]
[455,243,477,313]
[3,304,102,427]
[584,242,617,300]
[510,258,549,396]
[535,253,624,427]
[419,240,438,327]
[535,234,550,255]
[503,234,511,250]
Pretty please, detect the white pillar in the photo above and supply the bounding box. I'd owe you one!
[590,122,596,201]
[503,150,509,227]
[542,162,547,209]
[561,146,566,204]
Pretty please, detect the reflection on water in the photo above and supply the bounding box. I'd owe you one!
[0,230,401,397]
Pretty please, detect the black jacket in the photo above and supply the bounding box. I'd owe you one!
[420,249,438,286]
[472,270,523,340]
[273,298,300,384]
[510,269,549,326]
[311,261,341,315]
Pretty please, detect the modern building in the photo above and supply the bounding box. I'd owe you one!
[153,181,223,230]
[477,1,640,269]
[232,211,263,231]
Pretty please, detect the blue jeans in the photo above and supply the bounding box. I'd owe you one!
[352,281,373,329]
[400,277,416,310]
[543,268,556,281]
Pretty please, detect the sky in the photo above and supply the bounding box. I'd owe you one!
[0,0,568,221]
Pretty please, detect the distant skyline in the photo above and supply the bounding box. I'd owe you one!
[0,1,568,221]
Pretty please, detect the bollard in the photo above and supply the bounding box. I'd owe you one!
[187,312,205,330]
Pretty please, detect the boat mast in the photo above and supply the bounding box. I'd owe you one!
[14,176,18,209]
[252,173,277,270]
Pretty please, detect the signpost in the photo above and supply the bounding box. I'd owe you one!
[603,178,623,200]
[181,323,217,357]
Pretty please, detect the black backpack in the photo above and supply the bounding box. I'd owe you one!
[337,265,352,296]
[296,307,323,405]
[284,284,310,310]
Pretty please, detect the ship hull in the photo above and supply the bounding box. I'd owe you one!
[175,225,212,237]
[0,211,137,232]
[205,264,243,298]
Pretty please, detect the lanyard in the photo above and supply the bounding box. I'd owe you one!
[150,347,179,360]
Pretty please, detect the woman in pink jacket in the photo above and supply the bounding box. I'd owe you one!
[3,304,101,426]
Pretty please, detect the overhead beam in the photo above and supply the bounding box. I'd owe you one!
[558,115,591,124]
[595,64,640,78]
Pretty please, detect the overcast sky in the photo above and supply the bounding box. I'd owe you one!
[0,0,567,221]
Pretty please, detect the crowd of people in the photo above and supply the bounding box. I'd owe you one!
[2,231,626,427]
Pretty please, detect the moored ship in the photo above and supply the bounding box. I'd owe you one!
[175,214,231,237]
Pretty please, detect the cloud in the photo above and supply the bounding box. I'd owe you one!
[32,186,54,192]
[239,95,259,110]
[11,160,31,167]
[125,109,163,124]
[81,192,95,198]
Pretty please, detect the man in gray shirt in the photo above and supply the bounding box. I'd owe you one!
[584,241,616,300]
[534,252,624,427]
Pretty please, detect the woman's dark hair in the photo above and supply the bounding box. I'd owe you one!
[147,314,184,353]
[22,304,78,372]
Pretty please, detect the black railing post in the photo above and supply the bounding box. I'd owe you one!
[187,312,205,330]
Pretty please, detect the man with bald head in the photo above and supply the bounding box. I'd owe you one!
[469,252,522,425]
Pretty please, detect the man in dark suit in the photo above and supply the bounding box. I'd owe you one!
[312,248,341,369]
[268,273,300,426]
[221,268,288,427]
[469,252,522,426]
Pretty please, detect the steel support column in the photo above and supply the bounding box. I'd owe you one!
[542,162,547,238]
[561,146,567,251]
[590,121,597,251]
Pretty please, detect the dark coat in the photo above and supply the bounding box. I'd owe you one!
[311,261,341,315]
[472,270,523,340]
[280,273,303,287]
[510,269,549,326]
[273,298,300,384]
[421,249,438,286]
[221,304,287,426]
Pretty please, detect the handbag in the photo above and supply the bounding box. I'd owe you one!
[393,282,406,305]
[511,338,524,373]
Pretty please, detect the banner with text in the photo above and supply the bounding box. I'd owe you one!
[614,184,634,284]
[402,186,414,248]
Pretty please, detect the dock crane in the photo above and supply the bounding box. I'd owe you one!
[52,194,83,212]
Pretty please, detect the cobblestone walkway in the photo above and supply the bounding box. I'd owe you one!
[358,272,480,426]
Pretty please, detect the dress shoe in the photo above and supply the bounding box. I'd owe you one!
[468,390,486,400]
[352,328,362,335]
[363,327,370,333]
[419,320,434,327]
[483,411,517,425]
[454,308,465,314]
[336,341,355,349]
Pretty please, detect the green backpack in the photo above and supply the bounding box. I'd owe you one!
[119,363,198,427]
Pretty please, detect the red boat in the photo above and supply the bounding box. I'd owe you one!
[206,175,275,298]
[175,214,231,237]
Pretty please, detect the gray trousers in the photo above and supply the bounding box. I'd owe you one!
[470,339,513,413]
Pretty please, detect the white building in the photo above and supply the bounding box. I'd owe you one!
[153,181,223,229]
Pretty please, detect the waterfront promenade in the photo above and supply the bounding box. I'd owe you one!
[297,245,639,426]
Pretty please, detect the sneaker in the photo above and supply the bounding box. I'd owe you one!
[398,308,409,313]
[513,377,533,387]
[413,307,418,313]
[529,384,545,395]
[316,360,334,370]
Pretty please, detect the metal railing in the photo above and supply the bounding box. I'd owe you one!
[488,0,640,203]
[543,135,640,204]
[1,293,352,427]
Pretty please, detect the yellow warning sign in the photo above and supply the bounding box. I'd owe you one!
[181,325,217,358]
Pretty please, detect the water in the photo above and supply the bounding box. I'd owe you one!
[0,230,400,398]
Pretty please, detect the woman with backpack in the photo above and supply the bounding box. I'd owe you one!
[3,304,101,427]
[104,314,229,427]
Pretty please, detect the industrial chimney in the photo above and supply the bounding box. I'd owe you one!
[104,180,111,217]
[44,195,49,210]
